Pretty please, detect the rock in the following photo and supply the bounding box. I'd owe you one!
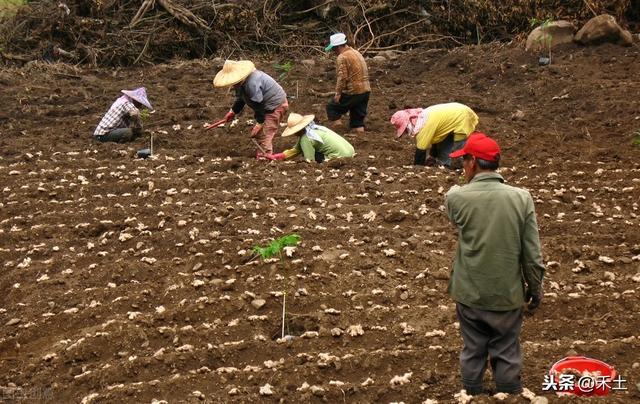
[251,299,266,309]
[574,14,633,46]
[526,20,576,51]
[371,55,387,62]
[6,318,21,326]
[301,59,315,68]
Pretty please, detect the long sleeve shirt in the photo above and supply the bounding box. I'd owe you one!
[335,46,371,96]
[231,70,287,124]
[94,96,140,137]
[283,127,355,161]
[415,103,478,151]
[444,172,545,311]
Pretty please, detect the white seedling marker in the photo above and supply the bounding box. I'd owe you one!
[150,133,154,156]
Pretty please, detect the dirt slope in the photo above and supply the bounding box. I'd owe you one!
[0,42,639,403]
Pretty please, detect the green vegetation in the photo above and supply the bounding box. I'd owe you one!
[252,233,300,260]
[632,129,640,147]
[274,61,293,81]
[0,0,26,19]
[253,234,301,339]
[530,17,554,64]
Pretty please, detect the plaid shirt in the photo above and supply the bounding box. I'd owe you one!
[94,96,139,137]
[335,46,371,95]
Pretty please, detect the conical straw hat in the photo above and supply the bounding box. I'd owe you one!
[213,60,256,87]
[282,113,315,137]
[121,87,153,109]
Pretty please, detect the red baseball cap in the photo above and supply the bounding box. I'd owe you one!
[449,132,501,162]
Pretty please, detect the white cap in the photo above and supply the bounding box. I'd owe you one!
[325,33,347,51]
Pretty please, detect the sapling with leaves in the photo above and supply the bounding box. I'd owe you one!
[530,17,554,65]
[274,61,293,81]
[252,233,301,339]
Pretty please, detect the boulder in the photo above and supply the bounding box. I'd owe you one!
[574,14,633,46]
[525,20,576,51]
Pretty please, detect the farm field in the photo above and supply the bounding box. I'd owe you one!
[1,42,639,403]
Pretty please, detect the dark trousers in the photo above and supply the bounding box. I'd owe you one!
[326,92,370,129]
[430,132,466,168]
[95,127,142,143]
[455,303,523,395]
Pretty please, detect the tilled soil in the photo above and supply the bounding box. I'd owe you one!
[1,42,639,403]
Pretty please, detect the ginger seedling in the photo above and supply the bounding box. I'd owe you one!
[253,233,301,338]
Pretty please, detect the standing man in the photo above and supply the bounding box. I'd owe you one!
[93,87,152,143]
[211,60,288,159]
[444,132,545,396]
[325,33,370,133]
[390,102,478,167]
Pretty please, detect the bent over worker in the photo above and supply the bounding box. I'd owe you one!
[390,102,478,167]
[267,113,354,163]
[212,60,288,159]
[444,132,545,396]
[93,87,152,143]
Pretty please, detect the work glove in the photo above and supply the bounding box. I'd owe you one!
[250,123,263,138]
[525,289,542,311]
[265,153,286,161]
[224,110,235,122]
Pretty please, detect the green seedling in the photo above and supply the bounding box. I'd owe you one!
[140,109,150,121]
[632,129,640,147]
[530,17,554,64]
[274,61,293,81]
[252,233,301,339]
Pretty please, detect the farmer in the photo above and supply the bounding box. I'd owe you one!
[266,113,354,163]
[325,33,370,133]
[93,87,152,143]
[390,102,479,167]
[444,132,545,396]
[210,60,288,159]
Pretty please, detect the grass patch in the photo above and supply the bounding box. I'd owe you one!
[0,0,26,19]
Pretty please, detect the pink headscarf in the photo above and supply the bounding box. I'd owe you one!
[390,108,423,138]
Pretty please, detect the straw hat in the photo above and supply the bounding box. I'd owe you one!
[282,113,315,137]
[213,60,256,87]
[121,87,152,110]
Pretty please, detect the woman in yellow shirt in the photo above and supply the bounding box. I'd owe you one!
[390,102,479,167]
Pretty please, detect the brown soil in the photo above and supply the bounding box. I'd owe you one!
[1,42,639,403]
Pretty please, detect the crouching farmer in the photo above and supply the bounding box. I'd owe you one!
[444,132,545,396]
[267,113,354,163]
[212,60,288,159]
[93,87,152,143]
[390,102,478,167]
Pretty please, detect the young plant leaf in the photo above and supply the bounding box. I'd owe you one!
[252,233,301,260]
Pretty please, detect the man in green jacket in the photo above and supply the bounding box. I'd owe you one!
[445,132,545,396]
